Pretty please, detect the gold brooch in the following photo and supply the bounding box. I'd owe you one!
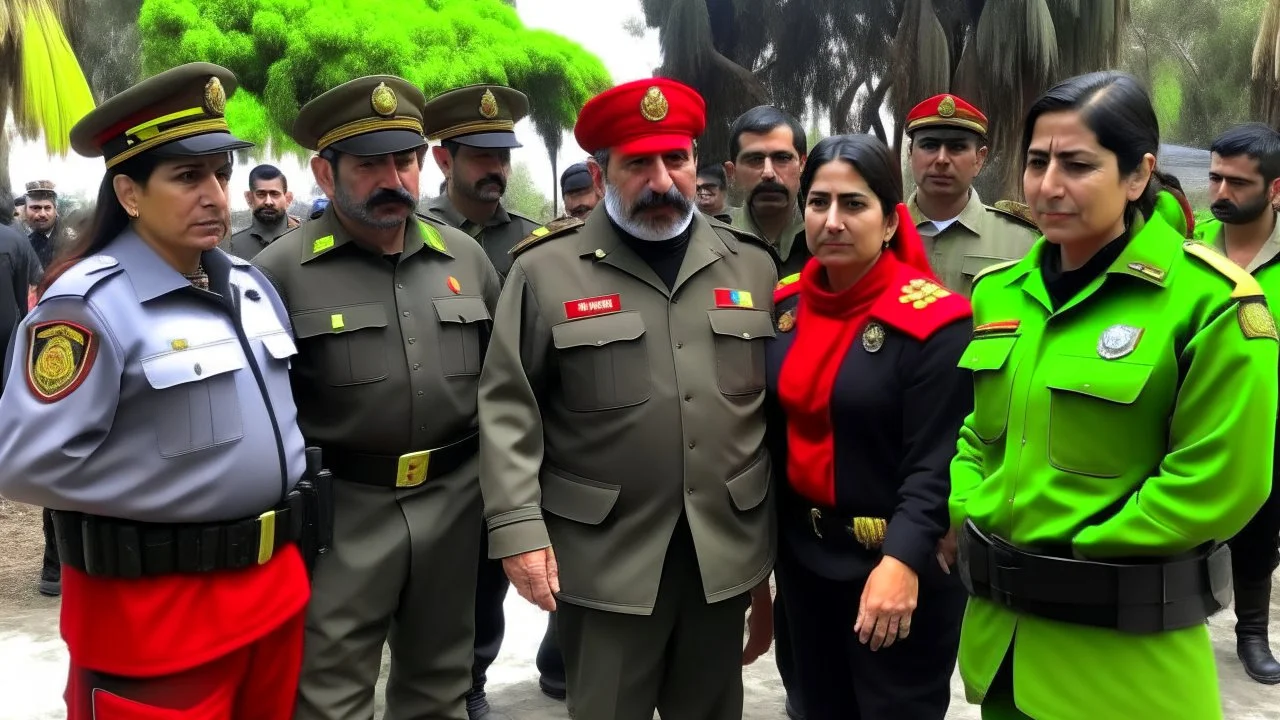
[479,88,499,119]
[371,82,398,117]
[203,77,227,117]
[938,95,956,118]
[777,310,796,333]
[898,278,950,310]
[640,86,669,122]
[861,321,885,352]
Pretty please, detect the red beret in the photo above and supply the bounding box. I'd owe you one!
[575,78,706,157]
[905,94,988,137]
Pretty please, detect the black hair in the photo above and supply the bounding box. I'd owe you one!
[248,163,287,192]
[14,195,25,207]
[0,194,13,225]
[1210,123,1280,186]
[443,140,461,158]
[1023,71,1177,222]
[697,164,727,188]
[728,106,807,161]
[799,134,902,219]
[39,153,162,295]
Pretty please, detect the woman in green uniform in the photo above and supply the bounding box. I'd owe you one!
[950,70,1279,720]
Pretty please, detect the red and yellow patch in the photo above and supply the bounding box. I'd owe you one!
[447,276,461,294]
[26,321,97,403]
[974,320,1021,336]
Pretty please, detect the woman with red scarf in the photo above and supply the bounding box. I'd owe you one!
[765,134,971,718]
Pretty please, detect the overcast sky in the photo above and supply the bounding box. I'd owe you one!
[5,0,661,212]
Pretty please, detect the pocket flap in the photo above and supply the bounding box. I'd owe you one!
[1043,357,1153,405]
[291,303,388,339]
[433,295,491,324]
[552,311,645,350]
[961,254,1010,277]
[726,452,771,511]
[958,335,1017,372]
[541,466,621,525]
[707,308,776,341]
[260,331,297,360]
[141,341,244,389]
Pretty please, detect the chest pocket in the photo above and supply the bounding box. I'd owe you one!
[551,311,650,412]
[433,295,490,377]
[258,330,297,368]
[291,303,388,386]
[708,309,775,396]
[140,341,245,458]
[1044,357,1154,478]
[957,334,1018,443]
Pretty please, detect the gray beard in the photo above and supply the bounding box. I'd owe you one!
[603,184,694,242]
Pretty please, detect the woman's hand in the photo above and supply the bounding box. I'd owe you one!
[855,555,919,651]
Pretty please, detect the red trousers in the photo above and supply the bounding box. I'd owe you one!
[65,610,304,720]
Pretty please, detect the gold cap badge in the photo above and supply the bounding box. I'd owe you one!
[479,88,500,119]
[371,82,399,117]
[862,321,885,352]
[204,77,227,117]
[938,95,956,118]
[640,86,669,122]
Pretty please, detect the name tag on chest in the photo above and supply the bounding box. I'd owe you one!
[564,294,622,320]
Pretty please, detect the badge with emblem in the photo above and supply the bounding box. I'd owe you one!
[862,321,885,352]
[1239,301,1279,340]
[938,95,956,118]
[640,86,669,122]
[479,88,499,119]
[1097,324,1144,360]
[26,322,97,403]
[371,82,398,117]
[203,76,226,117]
[777,310,796,333]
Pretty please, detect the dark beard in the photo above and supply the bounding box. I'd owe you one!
[253,206,284,226]
[1211,194,1272,225]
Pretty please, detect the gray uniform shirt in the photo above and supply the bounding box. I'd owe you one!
[0,231,306,522]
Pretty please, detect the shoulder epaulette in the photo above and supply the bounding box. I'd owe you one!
[774,272,801,303]
[971,258,1021,288]
[417,211,450,227]
[511,216,585,256]
[508,209,540,227]
[871,272,972,342]
[40,255,122,302]
[1182,241,1265,299]
[988,200,1039,231]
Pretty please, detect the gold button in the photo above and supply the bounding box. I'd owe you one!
[594,249,606,258]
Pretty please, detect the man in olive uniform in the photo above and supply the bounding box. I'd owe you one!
[222,164,300,260]
[24,180,69,270]
[423,85,540,280]
[904,94,1039,296]
[1194,122,1280,685]
[562,161,602,220]
[478,78,777,720]
[725,106,809,277]
[254,75,501,720]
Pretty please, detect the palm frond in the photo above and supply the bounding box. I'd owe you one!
[10,0,97,154]
[1252,0,1280,124]
[890,0,951,123]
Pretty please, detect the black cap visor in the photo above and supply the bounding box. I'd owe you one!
[449,131,522,149]
[329,129,428,157]
[151,131,254,159]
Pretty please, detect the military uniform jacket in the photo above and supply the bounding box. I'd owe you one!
[478,210,779,615]
[0,231,306,522]
[426,193,539,280]
[253,207,500,465]
[908,189,1039,297]
[0,222,39,363]
[949,212,1278,720]
[222,216,300,261]
[729,204,810,278]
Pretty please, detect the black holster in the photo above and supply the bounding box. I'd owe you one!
[296,446,335,574]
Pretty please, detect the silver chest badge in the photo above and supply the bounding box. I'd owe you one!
[1097,325,1143,360]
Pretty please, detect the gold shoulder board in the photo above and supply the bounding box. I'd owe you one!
[972,258,1020,287]
[1182,241,1266,299]
[511,216,585,256]
[988,200,1039,231]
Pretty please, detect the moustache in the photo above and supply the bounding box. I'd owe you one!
[630,186,692,217]
[750,181,790,200]
[476,174,507,193]
[365,187,416,210]
[1211,200,1235,213]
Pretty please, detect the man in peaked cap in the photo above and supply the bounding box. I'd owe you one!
[904,93,1039,296]
[561,161,602,220]
[423,85,540,280]
[253,75,501,720]
[24,180,68,270]
[477,77,778,720]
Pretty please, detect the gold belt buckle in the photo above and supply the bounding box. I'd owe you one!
[257,509,276,565]
[396,450,432,488]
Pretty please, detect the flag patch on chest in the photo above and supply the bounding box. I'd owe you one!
[714,288,753,308]
[974,320,1020,336]
[564,294,622,320]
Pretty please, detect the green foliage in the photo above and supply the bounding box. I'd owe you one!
[503,162,554,224]
[1150,62,1183,135]
[137,0,611,157]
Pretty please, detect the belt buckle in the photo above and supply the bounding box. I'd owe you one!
[257,510,277,565]
[809,508,823,539]
[396,450,432,488]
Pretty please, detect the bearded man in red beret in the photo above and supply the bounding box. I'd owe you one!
[476,78,779,719]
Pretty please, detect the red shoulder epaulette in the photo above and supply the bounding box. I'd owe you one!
[870,265,972,341]
[774,272,801,304]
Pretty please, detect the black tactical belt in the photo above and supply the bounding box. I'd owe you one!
[958,518,1232,634]
[53,492,305,578]
[324,431,479,489]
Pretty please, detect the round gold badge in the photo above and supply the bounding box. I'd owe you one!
[938,95,957,118]
[203,77,227,117]
[33,337,75,395]
[862,321,886,352]
[777,310,796,333]
[479,89,500,119]
[640,86,669,122]
[371,82,398,117]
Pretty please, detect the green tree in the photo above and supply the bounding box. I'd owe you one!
[1254,0,1280,126]
[503,161,554,224]
[137,0,611,196]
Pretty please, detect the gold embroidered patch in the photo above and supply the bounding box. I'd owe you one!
[203,77,226,116]
[479,89,499,119]
[938,95,956,118]
[26,322,97,403]
[640,86,669,122]
[371,82,398,117]
[776,310,796,333]
[898,278,951,310]
[1239,301,1278,340]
